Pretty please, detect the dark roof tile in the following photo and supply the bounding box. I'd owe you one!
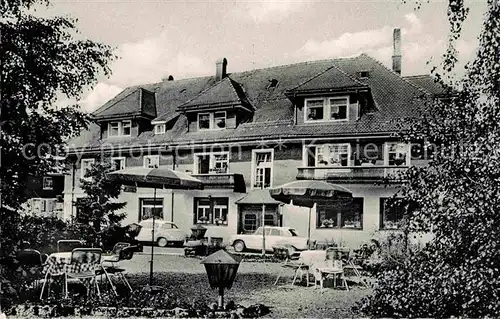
[72,53,433,151]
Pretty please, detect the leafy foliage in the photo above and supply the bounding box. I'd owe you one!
[0,0,113,308]
[74,161,126,248]
[359,0,500,317]
[0,0,113,255]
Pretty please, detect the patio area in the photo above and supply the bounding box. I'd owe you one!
[108,254,370,317]
[10,252,370,318]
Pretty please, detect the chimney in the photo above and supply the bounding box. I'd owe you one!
[162,75,174,82]
[392,28,402,75]
[215,58,227,81]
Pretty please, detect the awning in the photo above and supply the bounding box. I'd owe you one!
[235,189,282,205]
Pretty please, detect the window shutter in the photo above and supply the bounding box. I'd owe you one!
[379,198,385,229]
[349,102,360,121]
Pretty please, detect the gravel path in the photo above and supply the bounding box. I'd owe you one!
[119,254,371,318]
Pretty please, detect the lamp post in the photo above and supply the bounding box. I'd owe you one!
[201,250,242,309]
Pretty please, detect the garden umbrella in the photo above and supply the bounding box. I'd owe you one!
[269,180,352,244]
[107,167,203,289]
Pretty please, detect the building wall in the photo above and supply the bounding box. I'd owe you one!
[281,184,401,248]
[63,141,418,247]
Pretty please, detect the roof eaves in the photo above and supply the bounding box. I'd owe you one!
[151,113,180,125]
[92,111,145,121]
[179,101,243,111]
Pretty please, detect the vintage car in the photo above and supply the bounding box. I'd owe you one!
[136,219,188,247]
[229,226,308,253]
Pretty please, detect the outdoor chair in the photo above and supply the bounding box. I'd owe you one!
[102,242,130,265]
[101,245,137,292]
[65,248,103,298]
[57,239,84,253]
[311,248,349,292]
[16,249,44,293]
[273,246,308,286]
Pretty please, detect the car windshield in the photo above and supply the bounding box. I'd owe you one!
[253,227,263,235]
[288,229,298,236]
[161,223,179,229]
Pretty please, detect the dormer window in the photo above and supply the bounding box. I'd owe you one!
[304,96,349,123]
[108,120,131,137]
[198,111,226,130]
[155,123,166,135]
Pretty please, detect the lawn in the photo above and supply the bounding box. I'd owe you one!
[118,254,371,318]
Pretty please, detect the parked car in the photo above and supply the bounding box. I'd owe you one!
[136,219,188,247]
[229,226,308,253]
[102,223,143,252]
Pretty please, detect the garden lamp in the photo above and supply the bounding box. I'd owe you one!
[191,224,208,240]
[201,249,242,309]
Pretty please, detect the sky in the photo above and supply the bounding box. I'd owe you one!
[37,0,488,112]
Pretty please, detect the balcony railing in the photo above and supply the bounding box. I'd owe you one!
[296,166,408,183]
[192,173,246,192]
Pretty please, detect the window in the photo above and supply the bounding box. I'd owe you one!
[329,97,348,120]
[252,149,273,189]
[108,122,120,137]
[269,228,280,236]
[243,213,258,232]
[198,113,210,130]
[264,214,275,226]
[122,120,131,136]
[155,123,166,134]
[81,158,95,178]
[316,144,350,167]
[111,157,126,171]
[42,177,53,190]
[194,197,228,226]
[305,99,324,121]
[385,143,410,166]
[194,152,229,174]
[316,198,364,229]
[140,198,164,220]
[305,96,349,122]
[380,198,417,230]
[358,70,370,78]
[143,155,160,168]
[108,120,132,137]
[214,112,226,129]
[198,111,227,130]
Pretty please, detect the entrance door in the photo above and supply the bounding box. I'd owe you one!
[238,204,280,234]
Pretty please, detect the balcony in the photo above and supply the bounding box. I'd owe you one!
[296,166,408,183]
[192,173,246,192]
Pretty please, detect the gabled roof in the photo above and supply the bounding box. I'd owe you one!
[93,87,156,120]
[286,64,368,95]
[176,77,253,112]
[70,53,436,152]
[403,75,450,96]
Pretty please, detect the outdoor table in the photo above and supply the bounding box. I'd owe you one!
[316,260,349,292]
[299,250,326,265]
[293,250,327,286]
[41,252,100,299]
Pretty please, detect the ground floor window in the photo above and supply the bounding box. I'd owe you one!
[316,198,364,229]
[140,198,164,220]
[239,204,280,233]
[379,197,416,229]
[194,197,228,226]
